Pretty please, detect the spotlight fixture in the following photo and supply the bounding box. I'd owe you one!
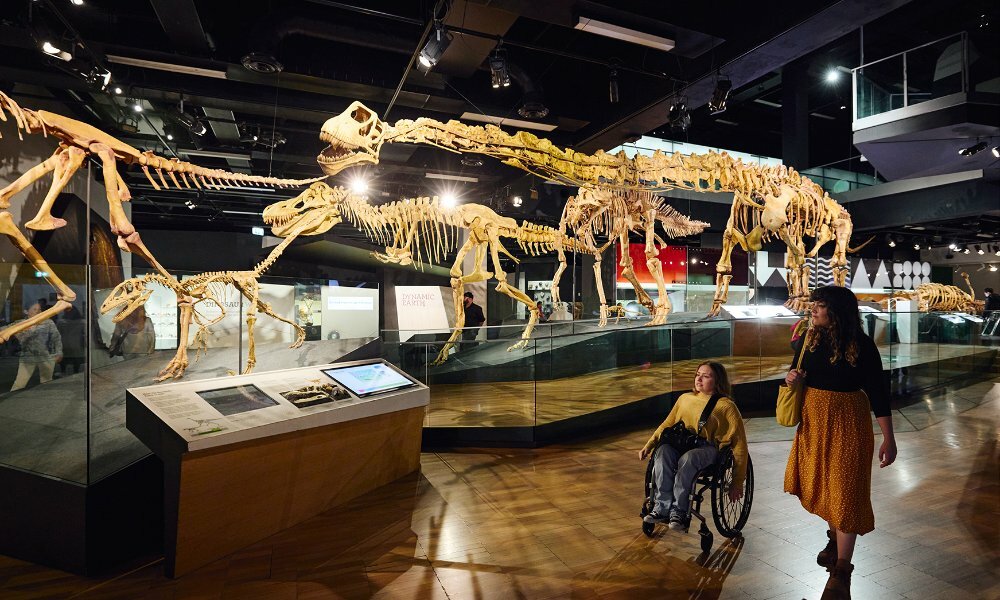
[913,242,920,250]
[995,245,1000,256]
[511,195,523,208]
[71,0,84,5]
[41,41,72,62]
[958,141,987,156]
[609,68,620,104]
[667,97,691,131]
[708,77,732,115]
[441,193,457,208]
[129,98,143,112]
[993,146,999,158]
[184,199,197,210]
[825,68,840,83]
[963,247,971,254]
[418,21,452,73]
[166,133,173,141]
[112,86,122,95]
[991,265,998,272]
[977,245,985,255]
[489,46,510,89]
[887,234,896,248]
[949,242,958,250]
[173,99,207,136]
[460,155,483,167]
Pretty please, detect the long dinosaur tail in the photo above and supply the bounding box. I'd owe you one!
[655,204,710,238]
[137,151,325,192]
[847,235,875,253]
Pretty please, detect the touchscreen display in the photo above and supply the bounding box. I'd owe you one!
[322,363,416,397]
[197,384,278,416]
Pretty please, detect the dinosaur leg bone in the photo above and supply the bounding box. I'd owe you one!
[26,146,86,231]
[156,298,195,381]
[431,236,488,366]
[489,235,539,352]
[0,212,75,343]
[0,146,63,209]
[90,143,135,237]
[618,231,654,313]
[644,209,672,327]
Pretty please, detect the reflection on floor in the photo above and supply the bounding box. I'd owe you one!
[2,378,996,599]
[426,343,995,428]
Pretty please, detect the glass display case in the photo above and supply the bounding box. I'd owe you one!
[382,309,997,445]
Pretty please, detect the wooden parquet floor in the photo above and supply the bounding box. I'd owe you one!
[2,379,997,599]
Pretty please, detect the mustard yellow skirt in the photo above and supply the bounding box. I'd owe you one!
[784,387,875,535]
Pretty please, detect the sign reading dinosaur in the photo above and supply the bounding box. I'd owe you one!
[314,101,865,316]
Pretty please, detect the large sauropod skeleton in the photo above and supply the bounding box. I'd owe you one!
[555,187,708,325]
[100,186,341,380]
[0,92,323,344]
[881,272,984,314]
[263,181,602,364]
[314,101,864,317]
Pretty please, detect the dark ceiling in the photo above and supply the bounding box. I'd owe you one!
[0,0,996,240]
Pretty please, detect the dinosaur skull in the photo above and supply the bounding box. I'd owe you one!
[317,101,387,175]
[263,181,343,237]
[100,278,153,323]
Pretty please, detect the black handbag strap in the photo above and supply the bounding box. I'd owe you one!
[696,392,723,435]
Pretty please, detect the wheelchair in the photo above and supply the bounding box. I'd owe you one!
[640,442,754,554]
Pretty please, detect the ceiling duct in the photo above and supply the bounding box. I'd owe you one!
[243,16,415,74]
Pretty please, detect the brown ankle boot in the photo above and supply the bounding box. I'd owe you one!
[817,530,837,570]
[820,559,853,600]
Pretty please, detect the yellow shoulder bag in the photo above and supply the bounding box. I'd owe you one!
[776,327,811,427]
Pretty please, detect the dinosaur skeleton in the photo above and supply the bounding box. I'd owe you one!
[100,187,341,380]
[556,187,708,325]
[264,182,605,364]
[881,272,984,314]
[0,91,323,345]
[315,101,862,317]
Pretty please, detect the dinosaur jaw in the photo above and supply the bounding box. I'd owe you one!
[317,132,379,175]
[100,283,152,323]
[317,101,387,175]
[267,209,341,238]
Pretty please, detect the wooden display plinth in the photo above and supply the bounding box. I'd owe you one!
[163,406,424,577]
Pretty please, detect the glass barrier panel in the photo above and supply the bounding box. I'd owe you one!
[856,54,905,119]
[905,36,966,105]
[0,263,89,484]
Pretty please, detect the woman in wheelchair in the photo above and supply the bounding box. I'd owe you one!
[639,361,749,532]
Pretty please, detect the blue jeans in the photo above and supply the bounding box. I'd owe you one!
[651,443,719,515]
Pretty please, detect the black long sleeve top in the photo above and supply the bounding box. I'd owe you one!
[791,332,891,417]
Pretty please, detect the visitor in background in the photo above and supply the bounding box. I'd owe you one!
[10,302,62,391]
[984,287,1000,315]
[461,291,485,348]
[57,305,86,376]
[109,306,156,360]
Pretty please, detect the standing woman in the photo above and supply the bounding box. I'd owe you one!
[784,286,896,600]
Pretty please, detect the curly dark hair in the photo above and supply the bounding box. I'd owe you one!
[807,285,864,366]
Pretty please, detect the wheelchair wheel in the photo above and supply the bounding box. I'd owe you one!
[711,452,753,538]
[642,521,655,538]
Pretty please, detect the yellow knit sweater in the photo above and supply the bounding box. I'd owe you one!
[641,392,749,487]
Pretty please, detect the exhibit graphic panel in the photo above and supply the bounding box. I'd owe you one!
[395,285,450,342]
[321,285,379,340]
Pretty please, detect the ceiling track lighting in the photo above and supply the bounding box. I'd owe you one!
[418,21,452,73]
[958,141,987,156]
[489,45,510,89]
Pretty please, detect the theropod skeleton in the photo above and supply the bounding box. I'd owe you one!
[264,182,606,364]
[0,91,323,345]
[315,101,864,316]
[100,184,341,380]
